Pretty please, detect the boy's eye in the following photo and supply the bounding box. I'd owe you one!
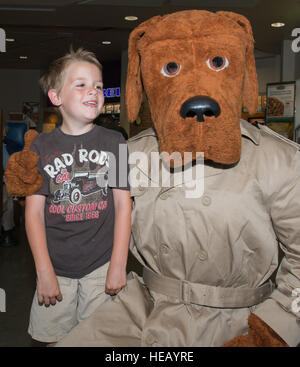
[96,85,103,90]
[76,83,85,87]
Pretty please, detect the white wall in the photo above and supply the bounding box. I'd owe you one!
[255,55,281,95]
[295,51,300,132]
[0,69,41,126]
[281,40,296,82]
[296,52,300,80]
[120,49,129,135]
[295,79,300,130]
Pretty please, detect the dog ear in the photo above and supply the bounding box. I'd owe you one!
[126,16,161,122]
[217,11,258,114]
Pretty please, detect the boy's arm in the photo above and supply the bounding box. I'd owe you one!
[105,189,132,295]
[25,195,62,306]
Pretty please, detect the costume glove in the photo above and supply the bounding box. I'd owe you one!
[222,313,288,347]
[5,129,43,197]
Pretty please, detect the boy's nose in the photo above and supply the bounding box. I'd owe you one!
[88,88,97,95]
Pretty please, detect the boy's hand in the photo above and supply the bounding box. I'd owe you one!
[36,269,63,307]
[105,263,127,295]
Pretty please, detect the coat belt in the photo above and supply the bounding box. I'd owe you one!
[143,267,274,308]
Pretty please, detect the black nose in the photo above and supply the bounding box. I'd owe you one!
[180,95,221,122]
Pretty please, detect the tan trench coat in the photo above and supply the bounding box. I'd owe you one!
[57,119,300,347]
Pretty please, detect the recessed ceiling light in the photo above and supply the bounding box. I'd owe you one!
[125,16,138,21]
[102,41,111,45]
[6,38,15,42]
[271,22,285,28]
[19,56,28,59]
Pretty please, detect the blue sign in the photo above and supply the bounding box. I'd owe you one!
[103,87,120,98]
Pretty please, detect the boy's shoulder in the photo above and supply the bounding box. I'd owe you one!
[95,124,120,137]
[31,125,125,151]
[95,124,124,142]
[31,128,58,146]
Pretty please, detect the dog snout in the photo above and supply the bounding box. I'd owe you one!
[180,96,221,122]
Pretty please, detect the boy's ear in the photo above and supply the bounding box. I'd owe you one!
[48,89,62,106]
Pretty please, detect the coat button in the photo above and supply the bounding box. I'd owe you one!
[160,192,169,200]
[138,185,145,192]
[201,195,211,206]
[146,333,156,345]
[198,250,208,261]
[160,244,169,254]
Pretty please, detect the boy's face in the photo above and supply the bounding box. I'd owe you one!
[49,61,104,125]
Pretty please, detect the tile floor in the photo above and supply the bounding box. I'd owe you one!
[0,221,40,346]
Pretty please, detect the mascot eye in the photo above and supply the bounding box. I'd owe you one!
[206,56,229,72]
[161,62,181,77]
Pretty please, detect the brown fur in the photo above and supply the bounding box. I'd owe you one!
[223,313,288,347]
[5,129,43,197]
[126,10,258,166]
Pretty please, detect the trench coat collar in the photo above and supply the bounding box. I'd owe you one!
[240,118,261,146]
[129,119,261,146]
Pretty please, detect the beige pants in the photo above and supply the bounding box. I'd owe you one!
[28,261,111,343]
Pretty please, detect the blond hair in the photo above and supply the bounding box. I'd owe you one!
[40,47,102,95]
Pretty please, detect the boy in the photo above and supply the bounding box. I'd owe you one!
[25,48,131,344]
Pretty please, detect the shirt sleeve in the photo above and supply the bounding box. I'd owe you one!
[254,149,300,346]
[30,136,50,196]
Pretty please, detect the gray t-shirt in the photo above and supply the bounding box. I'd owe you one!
[31,125,129,278]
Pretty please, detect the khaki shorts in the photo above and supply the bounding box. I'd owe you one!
[28,261,111,343]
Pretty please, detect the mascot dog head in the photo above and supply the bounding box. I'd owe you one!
[126,10,258,167]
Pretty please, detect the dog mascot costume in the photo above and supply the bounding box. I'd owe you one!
[6,10,300,347]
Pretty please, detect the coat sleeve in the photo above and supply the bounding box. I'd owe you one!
[253,149,300,346]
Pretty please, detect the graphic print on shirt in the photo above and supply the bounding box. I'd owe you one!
[44,144,110,223]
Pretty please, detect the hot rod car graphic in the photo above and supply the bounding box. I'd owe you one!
[53,171,108,204]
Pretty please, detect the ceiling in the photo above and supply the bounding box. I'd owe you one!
[0,0,299,70]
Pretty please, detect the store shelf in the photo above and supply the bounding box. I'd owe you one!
[241,111,265,123]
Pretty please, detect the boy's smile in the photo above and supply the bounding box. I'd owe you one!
[49,61,104,131]
[83,100,98,108]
